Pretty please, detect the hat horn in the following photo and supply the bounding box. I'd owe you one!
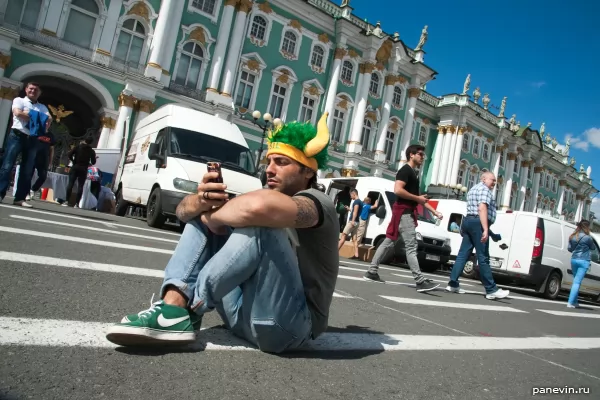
[304,112,330,157]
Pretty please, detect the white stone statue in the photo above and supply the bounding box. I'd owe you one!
[539,122,545,136]
[473,87,481,103]
[587,166,592,178]
[415,25,428,51]
[580,164,585,173]
[499,96,507,118]
[482,93,490,110]
[527,122,532,127]
[462,74,471,95]
[563,137,570,155]
[570,157,576,166]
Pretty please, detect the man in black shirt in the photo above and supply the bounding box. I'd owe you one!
[64,137,96,208]
[364,144,443,292]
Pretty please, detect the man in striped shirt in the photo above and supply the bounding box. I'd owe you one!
[446,171,509,299]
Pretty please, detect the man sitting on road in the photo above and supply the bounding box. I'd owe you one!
[446,172,509,299]
[106,113,340,354]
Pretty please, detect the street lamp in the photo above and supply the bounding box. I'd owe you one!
[448,183,468,199]
[250,110,282,171]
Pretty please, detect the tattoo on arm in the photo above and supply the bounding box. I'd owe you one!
[292,196,319,228]
[175,194,201,223]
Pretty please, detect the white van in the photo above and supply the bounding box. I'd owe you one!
[318,176,452,272]
[480,211,600,300]
[115,104,263,228]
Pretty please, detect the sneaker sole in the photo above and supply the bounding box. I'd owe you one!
[106,326,196,346]
[417,283,440,292]
[445,289,465,294]
[486,292,510,300]
[362,276,385,283]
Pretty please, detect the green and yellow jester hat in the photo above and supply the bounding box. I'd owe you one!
[265,112,331,171]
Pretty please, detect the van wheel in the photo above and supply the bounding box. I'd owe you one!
[543,271,561,300]
[147,188,166,228]
[461,257,478,279]
[115,189,128,217]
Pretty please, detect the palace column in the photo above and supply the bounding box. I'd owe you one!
[324,48,346,130]
[92,0,123,65]
[398,87,420,163]
[501,151,517,209]
[436,125,454,185]
[0,86,20,148]
[108,93,137,149]
[575,195,583,221]
[144,0,185,82]
[584,199,592,219]
[346,62,374,154]
[220,0,253,97]
[206,0,238,92]
[97,109,118,149]
[530,165,543,212]
[428,125,446,185]
[134,100,156,129]
[491,144,503,199]
[555,179,567,216]
[373,75,396,162]
[517,160,530,211]
[448,127,466,186]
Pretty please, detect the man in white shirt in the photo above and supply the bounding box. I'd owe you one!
[0,82,52,206]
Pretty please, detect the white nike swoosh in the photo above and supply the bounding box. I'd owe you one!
[157,314,189,328]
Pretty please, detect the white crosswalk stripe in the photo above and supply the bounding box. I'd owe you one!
[381,295,528,313]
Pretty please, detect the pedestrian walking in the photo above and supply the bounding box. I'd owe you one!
[0,82,52,206]
[363,144,442,293]
[338,189,362,259]
[64,137,96,208]
[567,220,596,308]
[446,171,510,299]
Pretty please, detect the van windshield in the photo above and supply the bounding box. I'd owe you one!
[385,191,437,224]
[168,127,256,176]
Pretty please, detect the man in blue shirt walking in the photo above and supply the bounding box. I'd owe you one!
[338,189,363,259]
[446,171,510,299]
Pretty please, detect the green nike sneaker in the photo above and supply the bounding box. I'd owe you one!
[106,301,196,346]
[121,301,203,331]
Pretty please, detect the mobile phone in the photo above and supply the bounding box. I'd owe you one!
[207,162,223,184]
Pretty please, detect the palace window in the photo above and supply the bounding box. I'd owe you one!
[5,0,42,29]
[552,178,557,192]
[418,125,427,144]
[281,31,297,55]
[462,134,470,152]
[457,163,467,186]
[482,143,490,161]
[299,96,315,124]
[174,42,206,89]
[510,189,516,209]
[472,138,481,158]
[269,84,287,119]
[63,0,100,49]
[545,175,551,189]
[341,61,354,82]
[528,167,532,180]
[392,86,403,107]
[115,19,146,65]
[499,151,505,168]
[234,70,256,109]
[514,157,521,176]
[332,109,345,143]
[467,168,478,190]
[250,16,267,40]
[385,130,395,161]
[361,119,373,150]
[191,0,216,15]
[369,73,380,96]
[310,45,325,69]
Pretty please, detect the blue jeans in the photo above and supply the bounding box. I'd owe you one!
[568,259,589,305]
[160,220,312,354]
[0,130,38,200]
[449,216,498,294]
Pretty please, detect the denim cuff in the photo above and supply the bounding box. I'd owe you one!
[160,278,196,307]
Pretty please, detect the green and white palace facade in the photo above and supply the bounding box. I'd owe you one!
[0,0,596,220]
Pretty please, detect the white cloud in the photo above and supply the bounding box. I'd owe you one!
[531,81,547,89]
[565,128,600,153]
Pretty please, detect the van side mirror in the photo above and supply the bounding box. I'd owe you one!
[376,205,386,219]
[148,143,161,160]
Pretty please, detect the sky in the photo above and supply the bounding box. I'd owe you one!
[347,0,600,217]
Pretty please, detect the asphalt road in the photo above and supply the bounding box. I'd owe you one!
[1,199,599,400]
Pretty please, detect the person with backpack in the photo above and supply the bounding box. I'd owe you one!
[567,219,596,308]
